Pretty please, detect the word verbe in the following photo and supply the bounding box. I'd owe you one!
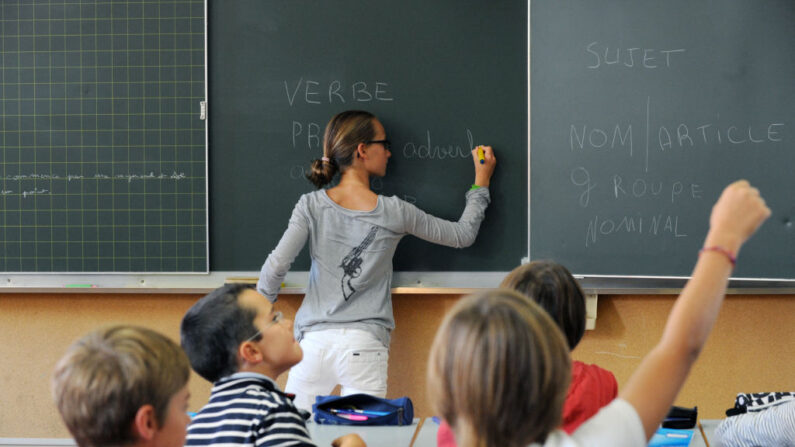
[284,78,394,106]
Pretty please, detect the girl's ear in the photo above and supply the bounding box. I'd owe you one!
[132,404,158,441]
[356,143,367,159]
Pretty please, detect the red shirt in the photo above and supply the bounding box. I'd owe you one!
[436,361,618,446]
[562,361,618,433]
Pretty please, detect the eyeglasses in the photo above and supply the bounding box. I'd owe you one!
[244,310,283,342]
[366,139,391,150]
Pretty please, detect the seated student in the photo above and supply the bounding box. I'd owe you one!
[436,261,617,447]
[501,261,617,432]
[52,326,192,447]
[427,180,770,446]
[180,284,365,447]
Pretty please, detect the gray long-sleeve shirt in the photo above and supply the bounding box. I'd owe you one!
[257,187,490,346]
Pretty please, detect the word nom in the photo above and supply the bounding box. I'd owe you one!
[585,214,687,247]
[284,78,394,106]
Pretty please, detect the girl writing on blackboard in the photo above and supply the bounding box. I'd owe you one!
[257,110,496,411]
[427,180,769,447]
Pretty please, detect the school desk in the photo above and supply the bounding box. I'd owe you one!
[691,419,721,447]
[410,418,716,447]
[0,439,74,447]
[0,422,422,447]
[305,419,420,447]
[412,418,440,447]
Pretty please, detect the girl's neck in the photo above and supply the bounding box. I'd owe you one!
[337,167,371,189]
[326,168,378,211]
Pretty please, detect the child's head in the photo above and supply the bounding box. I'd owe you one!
[500,261,586,350]
[307,110,378,188]
[52,326,191,447]
[180,284,301,382]
[427,290,571,447]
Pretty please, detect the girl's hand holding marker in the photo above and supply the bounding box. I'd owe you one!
[473,145,496,187]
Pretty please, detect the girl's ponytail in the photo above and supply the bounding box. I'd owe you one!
[306,157,338,188]
[305,110,376,189]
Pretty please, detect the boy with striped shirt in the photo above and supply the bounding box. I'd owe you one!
[181,284,365,447]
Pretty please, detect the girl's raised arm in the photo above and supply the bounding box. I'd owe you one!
[619,180,770,440]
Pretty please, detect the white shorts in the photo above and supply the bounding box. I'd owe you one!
[285,328,389,413]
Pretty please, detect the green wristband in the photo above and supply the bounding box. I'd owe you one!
[470,184,482,190]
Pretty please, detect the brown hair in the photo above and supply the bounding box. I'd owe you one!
[427,290,571,447]
[500,261,586,350]
[306,110,377,188]
[180,283,259,382]
[52,326,190,447]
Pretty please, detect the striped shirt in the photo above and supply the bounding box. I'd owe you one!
[186,373,315,447]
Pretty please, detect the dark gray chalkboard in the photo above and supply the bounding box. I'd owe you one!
[209,0,528,271]
[530,0,795,279]
[0,0,207,272]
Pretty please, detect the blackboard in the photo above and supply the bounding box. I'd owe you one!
[8,0,792,280]
[530,0,795,280]
[0,0,207,272]
[208,0,528,272]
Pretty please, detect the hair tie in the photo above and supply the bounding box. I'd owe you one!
[321,157,330,163]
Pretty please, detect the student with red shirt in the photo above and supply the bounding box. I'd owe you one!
[437,261,617,446]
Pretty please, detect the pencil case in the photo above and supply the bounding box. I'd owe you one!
[313,393,414,426]
[661,405,697,429]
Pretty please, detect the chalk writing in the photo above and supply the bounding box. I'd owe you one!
[284,78,394,106]
[292,120,322,149]
[572,122,786,153]
[585,42,686,69]
[571,124,633,154]
[657,122,784,150]
[570,167,596,207]
[0,172,187,183]
[402,129,475,160]
[20,188,49,198]
[289,165,307,180]
[611,176,702,203]
[585,214,687,247]
[571,168,704,206]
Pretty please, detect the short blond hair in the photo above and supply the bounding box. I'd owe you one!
[52,326,190,447]
[427,290,571,447]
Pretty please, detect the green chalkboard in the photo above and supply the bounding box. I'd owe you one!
[0,0,207,272]
[530,0,795,279]
[208,0,528,271]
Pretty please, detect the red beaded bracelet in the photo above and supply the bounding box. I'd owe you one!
[699,246,736,267]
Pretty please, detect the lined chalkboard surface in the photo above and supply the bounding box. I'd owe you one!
[0,0,207,272]
[208,0,528,272]
[530,0,795,279]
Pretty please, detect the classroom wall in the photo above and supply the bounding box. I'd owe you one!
[0,292,792,437]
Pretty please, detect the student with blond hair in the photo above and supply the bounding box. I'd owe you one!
[428,180,770,446]
[436,260,618,446]
[52,326,192,447]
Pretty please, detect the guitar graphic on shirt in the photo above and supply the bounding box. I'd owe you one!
[339,226,379,301]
